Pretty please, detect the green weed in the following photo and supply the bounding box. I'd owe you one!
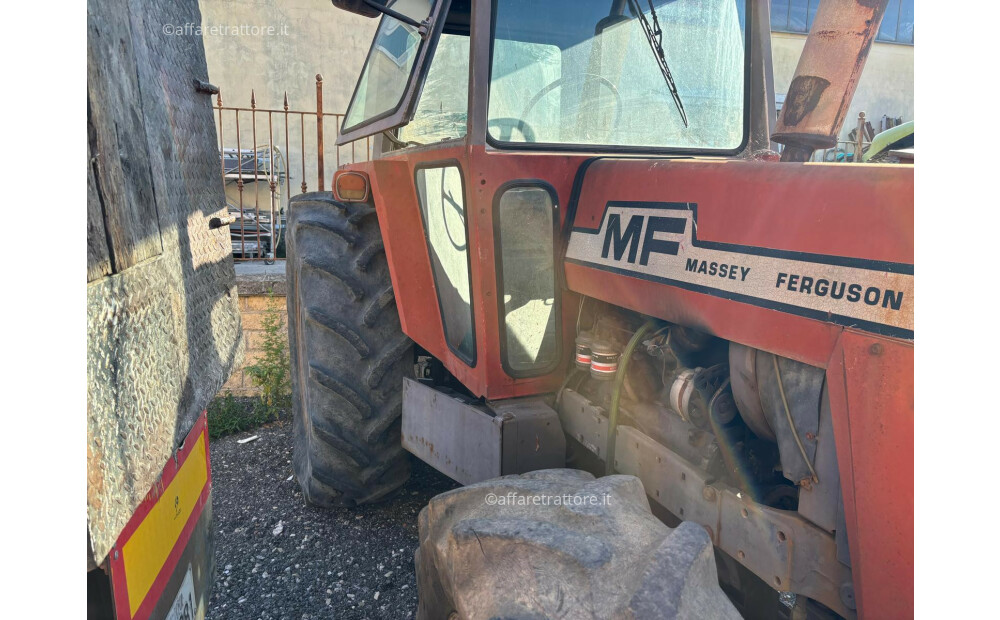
[244,290,292,414]
[206,394,276,440]
[208,290,292,440]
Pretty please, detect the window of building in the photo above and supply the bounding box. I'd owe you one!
[770,0,913,45]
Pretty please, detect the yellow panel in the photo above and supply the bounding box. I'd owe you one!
[122,433,208,617]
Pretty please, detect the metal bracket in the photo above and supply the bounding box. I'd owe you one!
[208,215,236,229]
[362,0,432,38]
[193,79,219,95]
[401,378,564,485]
[614,424,855,619]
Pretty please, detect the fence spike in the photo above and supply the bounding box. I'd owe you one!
[251,89,256,109]
[316,75,325,192]
[283,92,289,112]
[216,89,223,108]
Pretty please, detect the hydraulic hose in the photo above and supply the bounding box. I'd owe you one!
[605,320,660,475]
[772,355,820,485]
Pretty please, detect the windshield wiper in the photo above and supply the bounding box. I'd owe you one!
[627,0,688,127]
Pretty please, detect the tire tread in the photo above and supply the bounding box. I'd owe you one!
[286,194,412,507]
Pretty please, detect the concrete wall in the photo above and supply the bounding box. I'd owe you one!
[199,0,377,113]
[198,0,379,206]
[771,32,914,140]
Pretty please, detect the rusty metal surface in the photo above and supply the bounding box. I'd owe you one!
[490,397,566,475]
[402,379,566,485]
[402,377,503,484]
[316,75,326,192]
[745,0,777,155]
[796,385,842,534]
[825,332,913,618]
[757,352,824,487]
[557,385,853,615]
[614,424,855,618]
[728,343,775,441]
[772,0,890,159]
[87,0,244,565]
[558,388,611,460]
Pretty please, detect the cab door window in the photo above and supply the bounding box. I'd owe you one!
[495,184,560,375]
[415,165,476,364]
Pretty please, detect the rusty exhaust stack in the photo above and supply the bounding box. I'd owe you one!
[771,0,889,162]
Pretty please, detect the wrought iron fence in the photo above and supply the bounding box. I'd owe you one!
[215,74,372,262]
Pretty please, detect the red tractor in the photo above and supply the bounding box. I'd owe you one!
[286,1,912,618]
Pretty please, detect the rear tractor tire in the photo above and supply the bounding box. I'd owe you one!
[415,469,741,620]
[286,192,412,507]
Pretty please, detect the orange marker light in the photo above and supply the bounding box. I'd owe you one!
[335,171,370,202]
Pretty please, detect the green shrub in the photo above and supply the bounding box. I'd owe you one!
[244,290,292,414]
[207,291,291,440]
[206,394,274,440]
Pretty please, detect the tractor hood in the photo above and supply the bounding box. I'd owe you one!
[563,157,914,345]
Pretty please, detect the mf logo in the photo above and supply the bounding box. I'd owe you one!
[601,213,686,265]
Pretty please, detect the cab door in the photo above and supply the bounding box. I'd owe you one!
[350,0,486,389]
[337,0,455,144]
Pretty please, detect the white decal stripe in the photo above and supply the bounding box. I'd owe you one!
[566,206,914,336]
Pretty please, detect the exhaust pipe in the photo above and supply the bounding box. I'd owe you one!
[771,0,890,162]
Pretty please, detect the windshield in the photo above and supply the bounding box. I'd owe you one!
[488,0,748,151]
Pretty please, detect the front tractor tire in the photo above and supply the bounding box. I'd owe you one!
[416,469,741,620]
[286,192,412,507]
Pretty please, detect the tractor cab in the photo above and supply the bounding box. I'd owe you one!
[327,0,777,400]
[337,0,758,155]
[293,2,912,617]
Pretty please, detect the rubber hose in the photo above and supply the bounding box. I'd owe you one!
[605,320,660,475]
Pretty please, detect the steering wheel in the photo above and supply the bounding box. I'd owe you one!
[489,117,537,143]
[520,73,624,141]
[439,171,466,252]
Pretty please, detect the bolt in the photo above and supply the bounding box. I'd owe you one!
[702,486,717,502]
[805,432,816,441]
[840,583,857,611]
[869,343,883,355]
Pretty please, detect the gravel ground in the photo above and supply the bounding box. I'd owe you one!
[207,419,458,619]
